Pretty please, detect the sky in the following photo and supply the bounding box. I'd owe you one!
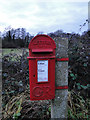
[0,0,89,35]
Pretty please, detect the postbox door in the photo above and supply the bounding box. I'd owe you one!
[29,58,55,100]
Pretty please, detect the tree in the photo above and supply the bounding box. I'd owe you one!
[54,30,63,37]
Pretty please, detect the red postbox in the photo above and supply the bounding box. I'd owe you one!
[27,34,56,100]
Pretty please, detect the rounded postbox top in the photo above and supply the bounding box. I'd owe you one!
[28,34,56,50]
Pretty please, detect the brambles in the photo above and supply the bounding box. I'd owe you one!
[2,49,29,105]
[68,31,89,98]
[2,30,89,119]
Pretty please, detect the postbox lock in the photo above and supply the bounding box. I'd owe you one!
[33,75,35,77]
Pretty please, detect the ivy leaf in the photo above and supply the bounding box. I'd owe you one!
[77,86,81,90]
[76,83,80,86]
[76,83,81,90]
[87,84,90,88]
[83,63,87,67]
[80,85,87,89]
[70,73,74,77]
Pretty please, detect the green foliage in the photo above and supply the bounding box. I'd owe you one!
[2,29,89,119]
[68,31,89,93]
[48,106,51,112]
[2,49,29,106]
[68,91,90,119]
[76,83,90,90]
[13,113,21,120]
[68,109,76,119]
[83,63,87,67]
[70,73,77,80]
[2,93,23,120]
[68,108,90,120]
[76,83,81,90]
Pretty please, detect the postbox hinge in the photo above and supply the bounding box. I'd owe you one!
[55,86,68,90]
[56,58,69,62]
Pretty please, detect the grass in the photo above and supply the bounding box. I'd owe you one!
[2,89,89,119]
[2,48,29,56]
[2,48,29,61]
[68,91,90,119]
[2,48,89,119]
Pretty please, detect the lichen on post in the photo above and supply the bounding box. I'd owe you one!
[51,37,68,118]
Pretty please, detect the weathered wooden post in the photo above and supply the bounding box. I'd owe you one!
[51,37,68,118]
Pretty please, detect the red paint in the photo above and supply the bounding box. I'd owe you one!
[32,48,53,53]
[56,58,69,61]
[27,34,56,100]
[27,56,56,59]
[55,86,68,90]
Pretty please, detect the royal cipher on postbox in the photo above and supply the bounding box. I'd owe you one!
[27,34,56,100]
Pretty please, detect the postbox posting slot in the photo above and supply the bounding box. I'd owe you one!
[32,48,53,53]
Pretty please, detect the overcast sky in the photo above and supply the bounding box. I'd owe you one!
[0,0,89,35]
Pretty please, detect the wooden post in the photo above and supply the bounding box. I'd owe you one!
[51,37,68,118]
